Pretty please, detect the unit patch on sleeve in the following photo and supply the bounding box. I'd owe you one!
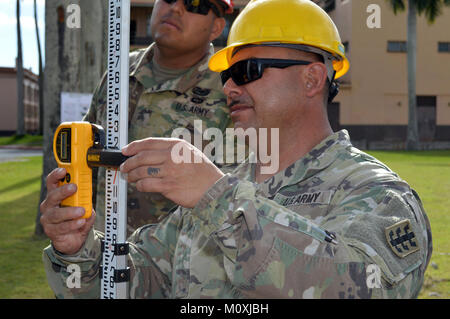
[385,219,420,258]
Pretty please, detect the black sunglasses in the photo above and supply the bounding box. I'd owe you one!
[220,58,313,86]
[162,0,223,17]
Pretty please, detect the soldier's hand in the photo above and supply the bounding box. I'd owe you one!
[40,168,95,255]
[120,138,225,208]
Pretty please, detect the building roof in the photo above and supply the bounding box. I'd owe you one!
[0,67,39,82]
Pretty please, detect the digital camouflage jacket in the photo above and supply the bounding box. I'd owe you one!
[43,130,432,298]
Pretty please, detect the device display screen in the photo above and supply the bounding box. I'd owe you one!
[56,128,71,163]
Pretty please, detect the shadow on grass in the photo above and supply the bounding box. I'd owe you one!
[0,175,41,195]
[0,134,43,146]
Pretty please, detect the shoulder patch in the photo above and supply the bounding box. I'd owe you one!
[385,220,420,258]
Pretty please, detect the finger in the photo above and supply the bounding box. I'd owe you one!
[135,177,167,193]
[47,218,88,236]
[120,149,168,173]
[122,137,178,156]
[42,183,77,212]
[46,167,67,191]
[44,206,85,224]
[51,209,95,236]
[126,165,163,183]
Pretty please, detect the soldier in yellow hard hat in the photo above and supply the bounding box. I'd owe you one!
[42,0,431,299]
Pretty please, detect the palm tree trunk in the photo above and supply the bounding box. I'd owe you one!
[16,0,25,136]
[406,0,419,150]
[34,0,44,136]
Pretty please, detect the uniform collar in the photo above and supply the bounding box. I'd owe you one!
[243,130,352,198]
[131,43,216,93]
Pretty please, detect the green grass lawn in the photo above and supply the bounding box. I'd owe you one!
[0,135,43,146]
[0,151,448,299]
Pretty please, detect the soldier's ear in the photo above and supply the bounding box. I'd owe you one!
[209,17,225,42]
[303,63,328,99]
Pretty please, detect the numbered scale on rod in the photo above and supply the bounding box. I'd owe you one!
[101,0,130,299]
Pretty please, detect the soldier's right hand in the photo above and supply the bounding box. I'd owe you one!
[40,167,95,255]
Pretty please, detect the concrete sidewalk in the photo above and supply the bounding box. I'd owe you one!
[0,144,43,150]
[0,145,43,163]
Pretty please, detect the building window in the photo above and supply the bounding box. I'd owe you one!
[343,41,349,54]
[387,41,407,53]
[130,20,137,42]
[312,0,336,12]
[146,15,152,37]
[326,0,336,12]
[438,42,450,53]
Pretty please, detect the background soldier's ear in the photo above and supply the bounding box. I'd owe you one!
[209,17,226,42]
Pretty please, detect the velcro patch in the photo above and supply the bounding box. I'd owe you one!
[385,220,420,258]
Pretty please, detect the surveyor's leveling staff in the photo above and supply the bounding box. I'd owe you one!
[52,0,131,299]
[101,0,130,299]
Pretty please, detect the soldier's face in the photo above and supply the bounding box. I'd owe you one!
[223,46,309,133]
[150,0,221,52]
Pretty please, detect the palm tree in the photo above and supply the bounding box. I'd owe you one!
[16,0,25,136]
[387,0,450,150]
[34,0,44,135]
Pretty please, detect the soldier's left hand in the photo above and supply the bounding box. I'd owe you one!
[120,137,225,208]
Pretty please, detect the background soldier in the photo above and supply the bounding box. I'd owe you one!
[41,0,235,235]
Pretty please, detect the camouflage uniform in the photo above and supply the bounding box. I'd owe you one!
[43,130,432,298]
[83,43,232,234]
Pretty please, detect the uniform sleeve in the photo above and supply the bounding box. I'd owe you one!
[190,174,431,299]
[42,209,182,299]
[42,229,103,299]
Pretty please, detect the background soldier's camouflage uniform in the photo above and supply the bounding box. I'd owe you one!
[83,43,233,235]
[43,130,432,298]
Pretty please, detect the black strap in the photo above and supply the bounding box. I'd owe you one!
[327,70,339,103]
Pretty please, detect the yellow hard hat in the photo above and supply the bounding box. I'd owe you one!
[209,0,350,79]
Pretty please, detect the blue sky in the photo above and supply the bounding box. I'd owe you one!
[0,0,45,74]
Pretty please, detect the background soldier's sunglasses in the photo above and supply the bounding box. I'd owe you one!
[220,58,312,86]
[162,0,223,17]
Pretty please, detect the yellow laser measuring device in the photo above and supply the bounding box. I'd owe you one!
[53,121,129,219]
